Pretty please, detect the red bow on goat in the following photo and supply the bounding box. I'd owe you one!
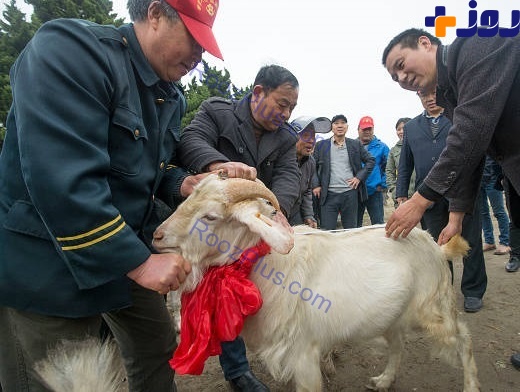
[170,241,271,375]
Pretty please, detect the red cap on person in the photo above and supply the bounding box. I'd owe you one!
[165,0,223,60]
[358,116,374,130]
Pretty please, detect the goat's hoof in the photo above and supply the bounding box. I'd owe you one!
[366,375,392,392]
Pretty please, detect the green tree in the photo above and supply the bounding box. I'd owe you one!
[0,0,124,135]
[27,0,124,26]
[0,0,35,130]
[181,60,252,128]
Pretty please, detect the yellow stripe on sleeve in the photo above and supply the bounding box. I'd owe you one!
[60,222,126,251]
[57,215,123,241]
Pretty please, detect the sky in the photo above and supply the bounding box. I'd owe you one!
[7,0,518,146]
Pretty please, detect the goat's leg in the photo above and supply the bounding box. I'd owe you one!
[455,320,480,392]
[366,329,403,392]
[420,288,480,392]
[291,344,323,392]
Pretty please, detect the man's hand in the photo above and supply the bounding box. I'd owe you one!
[207,161,257,180]
[304,218,318,228]
[438,211,465,245]
[385,192,433,239]
[180,173,211,198]
[127,253,192,294]
[312,186,321,198]
[346,177,360,189]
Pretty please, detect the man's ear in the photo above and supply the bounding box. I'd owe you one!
[231,201,294,254]
[418,35,433,50]
[252,84,264,97]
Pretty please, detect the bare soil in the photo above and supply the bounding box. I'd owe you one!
[175,207,520,392]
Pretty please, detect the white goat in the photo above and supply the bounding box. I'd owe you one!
[35,174,480,391]
[152,174,480,392]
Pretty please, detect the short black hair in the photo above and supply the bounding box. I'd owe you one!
[382,28,442,66]
[395,117,412,129]
[253,65,299,93]
[331,114,348,124]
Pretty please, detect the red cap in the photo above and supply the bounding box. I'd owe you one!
[165,0,223,60]
[358,116,374,130]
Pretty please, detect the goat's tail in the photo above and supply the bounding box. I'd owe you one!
[34,338,127,392]
[440,234,470,261]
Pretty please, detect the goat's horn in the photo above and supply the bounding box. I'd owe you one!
[223,178,280,211]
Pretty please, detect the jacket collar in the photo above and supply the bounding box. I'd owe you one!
[118,24,161,88]
[436,45,451,108]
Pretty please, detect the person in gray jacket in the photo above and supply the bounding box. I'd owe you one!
[180,64,300,391]
[313,114,375,230]
[289,116,332,227]
[383,27,520,370]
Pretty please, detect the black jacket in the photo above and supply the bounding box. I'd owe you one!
[397,113,452,198]
[179,94,300,215]
[419,34,520,212]
[313,138,375,205]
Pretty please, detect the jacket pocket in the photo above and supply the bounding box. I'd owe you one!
[109,107,148,176]
[3,200,51,240]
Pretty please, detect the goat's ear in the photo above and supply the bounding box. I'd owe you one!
[232,205,294,254]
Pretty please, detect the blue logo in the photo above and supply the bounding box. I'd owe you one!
[425,1,520,37]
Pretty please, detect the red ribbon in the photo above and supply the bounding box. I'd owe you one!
[170,240,271,375]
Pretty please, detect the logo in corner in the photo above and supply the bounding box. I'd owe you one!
[425,1,520,38]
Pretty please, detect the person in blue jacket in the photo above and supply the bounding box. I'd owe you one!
[0,1,224,390]
[356,116,390,226]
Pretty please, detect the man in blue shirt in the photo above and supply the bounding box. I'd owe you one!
[357,116,389,226]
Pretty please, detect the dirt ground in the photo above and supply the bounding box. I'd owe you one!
[175,206,520,392]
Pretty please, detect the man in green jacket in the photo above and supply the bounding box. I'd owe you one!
[0,1,223,390]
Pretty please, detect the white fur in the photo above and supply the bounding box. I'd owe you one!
[34,338,126,392]
[154,176,480,392]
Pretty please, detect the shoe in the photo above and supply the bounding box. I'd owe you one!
[511,353,520,370]
[229,371,269,392]
[494,244,511,255]
[505,256,520,272]
[464,297,483,313]
[483,243,496,252]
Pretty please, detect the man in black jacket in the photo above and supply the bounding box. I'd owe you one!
[180,64,300,391]
[382,27,520,371]
[397,90,486,313]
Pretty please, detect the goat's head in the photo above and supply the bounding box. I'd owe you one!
[153,174,294,291]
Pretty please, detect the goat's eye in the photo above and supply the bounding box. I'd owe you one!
[201,213,219,222]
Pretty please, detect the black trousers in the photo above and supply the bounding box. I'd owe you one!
[504,178,520,258]
[421,195,487,299]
